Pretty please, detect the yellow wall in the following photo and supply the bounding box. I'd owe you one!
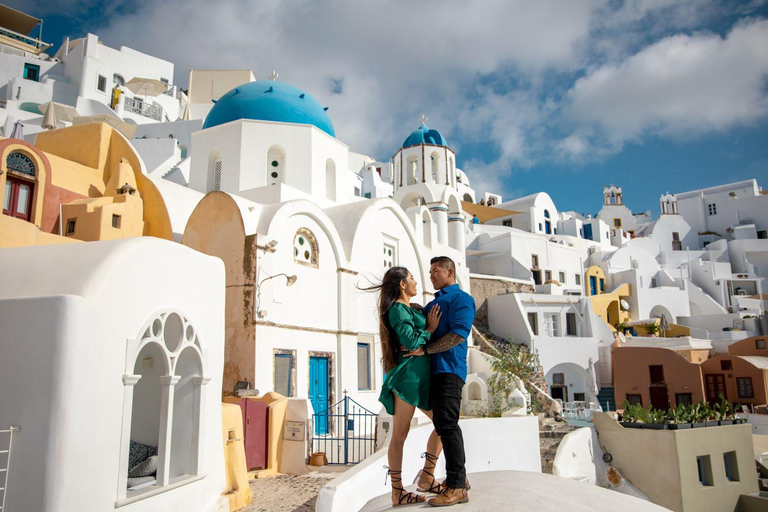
[585,265,606,297]
[221,403,251,511]
[34,123,173,241]
[61,194,144,241]
[589,282,631,328]
[0,215,80,248]
[45,153,104,197]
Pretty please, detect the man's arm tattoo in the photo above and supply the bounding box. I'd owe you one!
[424,333,465,355]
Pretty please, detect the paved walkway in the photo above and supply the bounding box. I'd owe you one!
[243,466,348,512]
[360,471,671,512]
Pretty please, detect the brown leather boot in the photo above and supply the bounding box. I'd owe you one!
[427,487,469,507]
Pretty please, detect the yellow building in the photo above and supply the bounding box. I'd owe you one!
[1,122,172,248]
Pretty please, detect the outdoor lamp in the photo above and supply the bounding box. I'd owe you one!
[256,273,298,318]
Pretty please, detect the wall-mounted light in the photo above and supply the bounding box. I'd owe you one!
[256,239,278,253]
[256,272,298,318]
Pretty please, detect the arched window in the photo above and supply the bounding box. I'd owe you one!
[293,228,318,268]
[463,194,473,203]
[113,74,125,86]
[422,210,433,248]
[406,155,418,185]
[430,151,440,183]
[119,310,207,500]
[544,209,552,235]
[267,145,286,186]
[325,159,336,201]
[4,151,37,222]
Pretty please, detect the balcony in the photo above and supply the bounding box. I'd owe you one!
[125,97,162,121]
[0,26,51,55]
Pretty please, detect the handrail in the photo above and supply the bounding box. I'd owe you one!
[0,27,50,50]
[1,426,20,512]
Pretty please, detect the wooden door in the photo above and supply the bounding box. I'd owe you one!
[3,176,34,221]
[310,356,329,435]
[236,399,268,471]
[705,374,727,404]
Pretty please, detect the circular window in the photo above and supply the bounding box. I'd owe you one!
[271,171,279,179]
[271,160,279,167]
[298,236,304,245]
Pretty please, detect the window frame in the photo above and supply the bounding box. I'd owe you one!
[273,352,295,397]
[737,377,754,398]
[625,394,642,406]
[527,312,538,336]
[23,63,41,82]
[559,271,566,284]
[357,342,372,391]
[566,312,578,336]
[97,74,107,93]
[707,203,717,216]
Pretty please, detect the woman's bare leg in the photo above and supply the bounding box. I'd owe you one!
[388,394,425,505]
[417,409,443,490]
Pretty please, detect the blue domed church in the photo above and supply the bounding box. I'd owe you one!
[189,79,353,205]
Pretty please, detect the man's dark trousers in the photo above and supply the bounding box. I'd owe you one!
[430,372,466,489]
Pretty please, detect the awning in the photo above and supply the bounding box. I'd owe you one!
[0,5,41,35]
[461,201,521,223]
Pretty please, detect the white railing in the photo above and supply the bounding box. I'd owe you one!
[0,426,20,512]
[124,97,162,121]
[561,401,601,421]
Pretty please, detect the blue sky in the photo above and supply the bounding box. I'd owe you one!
[15,0,768,216]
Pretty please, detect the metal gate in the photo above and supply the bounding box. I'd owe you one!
[312,392,377,464]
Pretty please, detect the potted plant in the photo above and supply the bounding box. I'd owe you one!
[690,403,707,428]
[644,323,659,337]
[715,395,735,426]
[643,407,669,430]
[667,404,692,430]
[614,321,629,334]
[619,400,642,428]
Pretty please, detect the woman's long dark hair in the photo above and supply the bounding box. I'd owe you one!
[360,266,410,373]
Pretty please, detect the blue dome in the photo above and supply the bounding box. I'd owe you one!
[402,124,447,148]
[203,80,335,137]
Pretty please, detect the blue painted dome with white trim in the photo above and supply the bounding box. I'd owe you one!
[402,124,447,147]
[203,80,335,137]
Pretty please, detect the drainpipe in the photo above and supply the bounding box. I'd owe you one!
[59,203,63,235]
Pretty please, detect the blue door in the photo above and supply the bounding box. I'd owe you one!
[589,275,597,296]
[309,356,329,434]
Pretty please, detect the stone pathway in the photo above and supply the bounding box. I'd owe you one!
[539,415,578,474]
[242,467,348,512]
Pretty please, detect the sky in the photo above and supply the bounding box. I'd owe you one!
[15,0,768,217]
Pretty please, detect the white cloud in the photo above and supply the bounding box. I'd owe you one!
[17,0,768,200]
[567,18,768,142]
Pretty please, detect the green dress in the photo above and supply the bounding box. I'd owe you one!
[379,302,432,415]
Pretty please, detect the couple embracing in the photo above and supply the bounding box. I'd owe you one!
[372,256,475,507]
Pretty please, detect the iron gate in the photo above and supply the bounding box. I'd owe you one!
[312,392,377,464]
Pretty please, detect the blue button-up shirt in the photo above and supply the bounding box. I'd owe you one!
[423,283,476,382]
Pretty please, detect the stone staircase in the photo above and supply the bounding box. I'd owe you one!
[597,386,616,412]
[539,415,577,474]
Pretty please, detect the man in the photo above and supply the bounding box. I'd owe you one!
[405,256,475,506]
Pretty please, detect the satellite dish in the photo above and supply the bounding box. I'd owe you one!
[620,299,630,311]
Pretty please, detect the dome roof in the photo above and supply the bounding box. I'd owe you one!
[202,80,335,137]
[402,124,447,148]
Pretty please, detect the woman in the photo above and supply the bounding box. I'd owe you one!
[372,266,445,507]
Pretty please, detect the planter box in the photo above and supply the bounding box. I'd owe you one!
[718,420,735,426]
[641,423,669,430]
[735,418,747,424]
[620,422,642,429]
[705,421,719,427]
[692,422,706,428]
[668,423,692,430]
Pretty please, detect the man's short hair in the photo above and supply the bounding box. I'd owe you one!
[430,256,455,273]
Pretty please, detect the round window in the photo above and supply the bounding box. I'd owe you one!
[271,172,279,179]
[271,160,279,167]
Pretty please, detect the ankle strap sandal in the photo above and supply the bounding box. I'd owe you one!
[384,466,426,507]
[416,452,446,494]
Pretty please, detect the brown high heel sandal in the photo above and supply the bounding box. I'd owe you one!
[415,452,472,493]
[385,466,426,507]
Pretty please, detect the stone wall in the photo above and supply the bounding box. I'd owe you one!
[470,276,534,331]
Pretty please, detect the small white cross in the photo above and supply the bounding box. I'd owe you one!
[268,70,279,81]
[419,113,428,125]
